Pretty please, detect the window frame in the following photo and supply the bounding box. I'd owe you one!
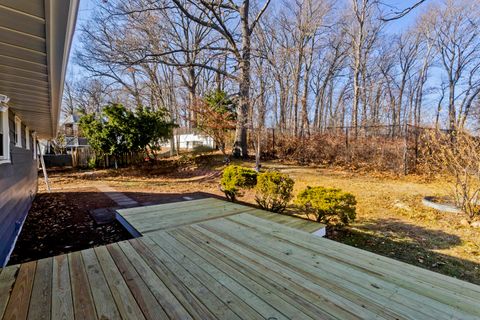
[14,116,21,148]
[0,107,10,164]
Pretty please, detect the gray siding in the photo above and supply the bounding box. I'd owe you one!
[21,123,26,148]
[0,110,37,266]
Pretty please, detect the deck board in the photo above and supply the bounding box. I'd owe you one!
[0,265,19,319]
[28,258,52,320]
[118,197,326,235]
[81,248,121,319]
[52,255,74,320]
[69,252,97,320]
[107,243,169,320]
[199,217,452,319]
[1,199,480,320]
[3,262,35,320]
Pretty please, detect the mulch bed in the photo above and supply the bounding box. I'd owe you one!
[8,187,132,265]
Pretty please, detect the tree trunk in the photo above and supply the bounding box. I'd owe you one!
[292,48,304,136]
[233,3,251,158]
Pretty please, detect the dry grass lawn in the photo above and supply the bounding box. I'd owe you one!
[40,154,480,284]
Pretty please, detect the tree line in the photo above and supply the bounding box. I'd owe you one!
[64,0,480,158]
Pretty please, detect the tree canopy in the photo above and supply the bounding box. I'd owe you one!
[191,90,237,156]
[79,104,175,162]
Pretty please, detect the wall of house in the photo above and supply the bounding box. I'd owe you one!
[160,133,216,150]
[0,109,37,266]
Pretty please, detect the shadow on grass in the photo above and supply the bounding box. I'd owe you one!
[328,221,480,285]
[356,218,462,250]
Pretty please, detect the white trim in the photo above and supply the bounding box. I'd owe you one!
[45,0,80,137]
[15,115,22,147]
[32,132,37,159]
[0,106,10,164]
[25,126,30,150]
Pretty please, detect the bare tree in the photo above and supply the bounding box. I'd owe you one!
[431,0,480,130]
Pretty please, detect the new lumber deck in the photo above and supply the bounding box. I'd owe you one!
[1,200,479,319]
[117,197,326,235]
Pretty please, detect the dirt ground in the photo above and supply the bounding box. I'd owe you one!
[14,154,480,284]
[9,187,132,264]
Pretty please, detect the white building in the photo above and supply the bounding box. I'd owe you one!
[161,129,216,150]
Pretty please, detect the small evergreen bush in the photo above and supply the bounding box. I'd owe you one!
[220,165,258,201]
[87,157,97,169]
[296,186,357,226]
[255,171,294,213]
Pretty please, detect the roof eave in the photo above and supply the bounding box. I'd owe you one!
[44,0,79,138]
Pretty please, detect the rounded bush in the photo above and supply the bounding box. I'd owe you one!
[220,165,258,201]
[296,186,357,226]
[255,171,294,213]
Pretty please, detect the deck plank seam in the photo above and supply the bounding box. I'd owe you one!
[180,225,350,320]
[150,231,270,320]
[139,237,242,320]
[116,240,193,320]
[129,238,216,320]
[164,228,314,320]
[203,219,458,320]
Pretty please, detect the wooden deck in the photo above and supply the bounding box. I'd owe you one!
[1,201,480,319]
[117,198,326,235]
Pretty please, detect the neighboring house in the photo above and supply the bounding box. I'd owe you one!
[0,0,79,266]
[162,128,216,150]
[63,113,89,151]
[175,133,215,150]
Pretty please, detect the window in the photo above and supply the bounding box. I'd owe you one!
[0,108,9,163]
[25,127,30,150]
[15,116,21,147]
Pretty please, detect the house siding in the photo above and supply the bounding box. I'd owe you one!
[0,110,37,266]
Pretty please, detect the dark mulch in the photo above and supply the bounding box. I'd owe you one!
[8,188,132,265]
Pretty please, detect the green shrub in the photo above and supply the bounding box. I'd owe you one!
[87,157,97,169]
[296,186,357,226]
[255,171,294,213]
[220,165,258,201]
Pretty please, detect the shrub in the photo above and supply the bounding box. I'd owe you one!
[87,157,97,169]
[220,165,258,201]
[255,171,294,213]
[421,129,480,219]
[296,186,357,226]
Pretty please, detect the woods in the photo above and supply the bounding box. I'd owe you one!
[66,0,480,159]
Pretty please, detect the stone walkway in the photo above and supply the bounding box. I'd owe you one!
[96,185,139,208]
